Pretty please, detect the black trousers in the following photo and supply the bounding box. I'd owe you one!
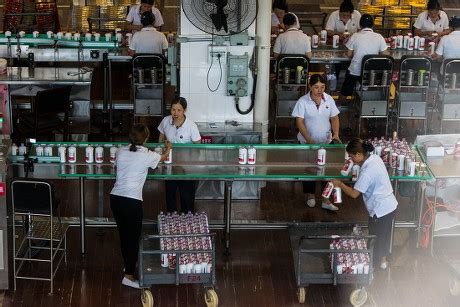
[303,181,327,195]
[165,180,196,213]
[110,194,143,276]
[368,209,396,264]
[340,71,362,97]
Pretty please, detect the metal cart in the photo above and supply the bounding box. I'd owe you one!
[438,59,460,133]
[138,224,218,307]
[289,223,375,306]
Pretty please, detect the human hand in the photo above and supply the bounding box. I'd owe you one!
[332,179,343,188]
[332,135,342,144]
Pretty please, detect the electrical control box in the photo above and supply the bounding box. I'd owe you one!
[227,53,249,97]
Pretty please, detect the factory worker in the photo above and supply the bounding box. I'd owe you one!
[433,16,460,74]
[128,11,168,56]
[292,74,341,211]
[111,124,171,289]
[333,138,398,270]
[271,0,300,33]
[413,0,450,38]
[273,13,312,60]
[325,0,361,39]
[158,97,201,213]
[126,0,164,31]
[340,14,389,100]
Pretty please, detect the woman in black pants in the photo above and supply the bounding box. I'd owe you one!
[110,124,171,288]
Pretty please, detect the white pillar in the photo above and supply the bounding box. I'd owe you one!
[254,0,271,143]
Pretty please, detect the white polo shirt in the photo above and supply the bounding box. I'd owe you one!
[126,5,164,27]
[111,146,161,201]
[413,10,449,33]
[345,28,388,76]
[273,28,311,55]
[291,92,340,144]
[158,115,201,143]
[325,10,361,34]
[129,27,168,54]
[436,30,460,74]
[354,154,398,218]
[272,12,300,29]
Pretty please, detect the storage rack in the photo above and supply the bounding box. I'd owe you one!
[357,55,394,138]
[439,59,460,133]
[397,56,431,140]
[132,55,166,123]
[274,55,309,143]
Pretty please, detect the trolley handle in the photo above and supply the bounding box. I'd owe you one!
[143,233,216,239]
[299,234,376,242]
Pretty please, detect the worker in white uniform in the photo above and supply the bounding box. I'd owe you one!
[111,124,171,289]
[125,0,164,31]
[292,74,341,211]
[128,11,168,56]
[271,0,300,33]
[333,138,398,270]
[413,0,450,38]
[158,97,201,213]
[273,13,312,60]
[434,16,460,74]
[325,0,361,40]
[340,14,389,100]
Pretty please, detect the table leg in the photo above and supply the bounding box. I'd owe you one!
[80,177,86,255]
[223,181,233,255]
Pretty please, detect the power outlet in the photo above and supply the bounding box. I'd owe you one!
[208,46,227,64]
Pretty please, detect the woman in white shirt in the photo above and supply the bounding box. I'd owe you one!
[111,124,171,289]
[413,0,450,38]
[271,0,300,33]
[158,97,201,213]
[333,138,398,270]
[325,0,361,40]
[125,0,164,31]
[292,74,341,211]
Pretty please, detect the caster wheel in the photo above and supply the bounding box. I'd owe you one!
[350,288,368,306]
[449,277,460,296]
[205,288,219,307]
[297,287,306,304]
[141,289,154,307]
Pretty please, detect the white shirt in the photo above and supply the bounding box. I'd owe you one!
[354,154,398,218]
[271,12,300,29]
[436,31,460,74]
[111,146,161,201]
[126,5,164,27]
[129,27,168,54]
[345,28,388,76]
[158,115,201,143]
[325,10,361,34]
[273,28,311,55]
[291,92,340,143]
[413,10,449,33]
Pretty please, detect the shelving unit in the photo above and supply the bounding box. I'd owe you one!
[357,55,394,138]
[274,55,308,143]
[132,55,165,123]
[439,59,460,133]
[396,56,431,140]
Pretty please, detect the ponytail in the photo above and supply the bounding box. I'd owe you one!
[129,123,150,152]
[346,137,374,155]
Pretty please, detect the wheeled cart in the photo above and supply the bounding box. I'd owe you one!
[138,221,218,307]
[289,223,375,306]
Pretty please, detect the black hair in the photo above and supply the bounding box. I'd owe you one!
[308,73,326,87]
[427,0,441,11]
[339,0,354,14]
[141,0,154,5]
[450,16,460,29]
[272,0,288,12]
[360,14,374,29]
[346,137,374,155]
[141,11,155,27]
[129,123,150,152]
[283,13,296,27]
[171,96,187,110]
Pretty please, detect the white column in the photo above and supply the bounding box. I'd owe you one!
[254,0,272,143]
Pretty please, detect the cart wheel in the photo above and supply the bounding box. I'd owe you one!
[350,288,368,306]
[205,289,219,307]
[297,287,306,304]
[449,277,460,296]
[141,289,154,307]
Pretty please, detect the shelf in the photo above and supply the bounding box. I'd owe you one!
[399,85,429,89]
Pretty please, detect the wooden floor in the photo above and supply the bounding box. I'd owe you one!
[1,181,460,306]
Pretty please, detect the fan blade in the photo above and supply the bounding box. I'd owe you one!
[210,12,228,32]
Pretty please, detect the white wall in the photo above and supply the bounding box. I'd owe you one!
[179,9,256,123]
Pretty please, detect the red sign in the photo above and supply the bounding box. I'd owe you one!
[0,182,5,196]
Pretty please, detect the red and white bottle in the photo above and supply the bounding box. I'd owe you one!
[317,148,326,166]
[85,145,94,163]
[68,145,77,163]
[247,146,256,164]
[95,146,104,163]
